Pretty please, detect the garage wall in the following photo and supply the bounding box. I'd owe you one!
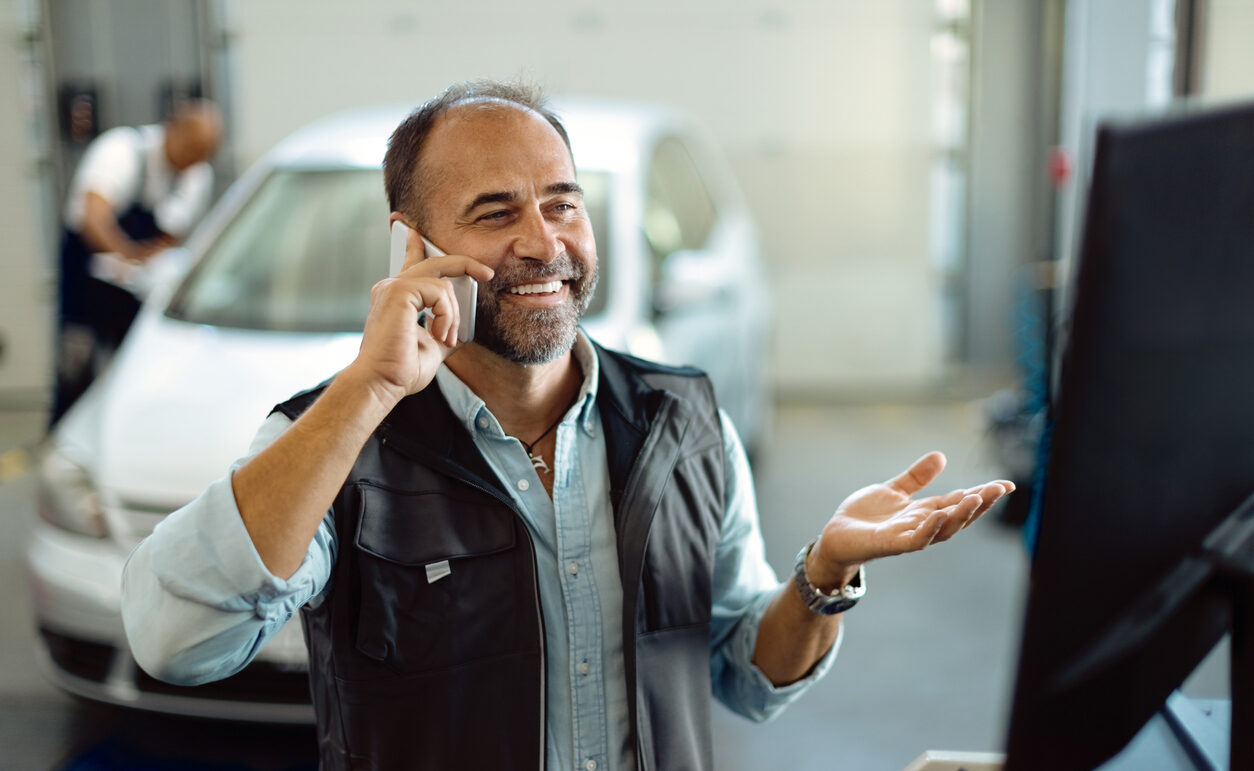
[0,0,53,407]
[1052,0,1178,303]
[963,0,1047,376]
[1201,0,1254,99]
[224,0,946,396]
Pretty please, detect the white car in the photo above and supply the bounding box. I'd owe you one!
[27,98,773,721]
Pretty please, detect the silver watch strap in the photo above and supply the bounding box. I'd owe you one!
[794,539,866,615]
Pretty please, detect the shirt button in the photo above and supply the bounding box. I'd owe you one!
[578,661,590,675]
[517,479,529,491]
[585,761,597,771]
[476,416,489,429]
[567,561,579,576]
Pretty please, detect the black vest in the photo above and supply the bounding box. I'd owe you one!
[275,344,727,770]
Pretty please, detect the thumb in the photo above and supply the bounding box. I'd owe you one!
[886,451,946,496]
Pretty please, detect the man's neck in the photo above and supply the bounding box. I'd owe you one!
[444,343,584,443]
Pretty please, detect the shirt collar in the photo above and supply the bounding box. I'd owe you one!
[435,330,600,438]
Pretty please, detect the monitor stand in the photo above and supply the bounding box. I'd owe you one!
[1051,492,1254,770]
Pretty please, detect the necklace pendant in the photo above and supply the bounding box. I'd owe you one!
[529,452,552,475]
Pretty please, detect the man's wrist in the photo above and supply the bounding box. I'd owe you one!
[329,364,406,421]
[805,541,862,594]
[794,540,866,615]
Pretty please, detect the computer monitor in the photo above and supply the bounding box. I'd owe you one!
[1004,101,1254,770]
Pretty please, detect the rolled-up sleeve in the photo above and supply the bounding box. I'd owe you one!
[121,412,336,685]
[153,162,213,237]
[708,411,839,722]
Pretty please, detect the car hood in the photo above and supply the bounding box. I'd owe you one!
[67,308,361,509]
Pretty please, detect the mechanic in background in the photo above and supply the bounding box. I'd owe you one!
[52,99,222,424]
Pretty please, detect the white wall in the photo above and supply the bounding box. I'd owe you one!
[0,0,52,406]
[225,0,944,396]
[964,0,1042,372]
[1201,0,1254,99]
[1053,0,1176,296]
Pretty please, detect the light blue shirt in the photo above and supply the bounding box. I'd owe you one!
[122,334,839,770]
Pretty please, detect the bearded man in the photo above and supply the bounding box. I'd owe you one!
[121,81,1012,771]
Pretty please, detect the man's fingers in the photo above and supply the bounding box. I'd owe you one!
[910,509,946,549]
[399,226,427,273]
[939,494,983,541]
[376,273,459,345]
[397,228,496,284]
[402,253,496,285]
[964,482,1012,525]
[887,451,946,496]
[915,487,970,509]
[427,287,456,346]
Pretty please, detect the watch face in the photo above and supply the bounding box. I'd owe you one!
[813,597,857,615]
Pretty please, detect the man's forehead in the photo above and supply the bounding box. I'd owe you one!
[432,100,564,151]
[421,103,576,196]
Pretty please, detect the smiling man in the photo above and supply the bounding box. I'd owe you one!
[121,81,1012,771]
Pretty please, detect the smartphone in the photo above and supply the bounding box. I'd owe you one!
[389,220,476,343]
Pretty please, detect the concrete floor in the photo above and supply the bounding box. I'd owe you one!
[0,398,1230,770]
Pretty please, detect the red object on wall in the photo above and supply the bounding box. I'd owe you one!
[1050,146,1072,189]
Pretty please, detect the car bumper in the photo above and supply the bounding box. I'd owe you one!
[26,520,314,723]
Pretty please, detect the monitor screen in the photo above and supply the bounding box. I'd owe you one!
[1004,101,1254,769]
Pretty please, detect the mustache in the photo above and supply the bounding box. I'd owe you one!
[483,254,587,293]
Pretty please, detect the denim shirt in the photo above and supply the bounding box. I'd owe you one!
[122,334,839,770]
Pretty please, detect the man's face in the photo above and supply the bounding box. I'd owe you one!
[416,104,598,365]
[165,115,220,171]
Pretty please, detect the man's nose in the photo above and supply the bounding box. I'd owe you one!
[512,207,563,262]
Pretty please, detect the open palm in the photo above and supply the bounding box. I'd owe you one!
[813,452,1013,581]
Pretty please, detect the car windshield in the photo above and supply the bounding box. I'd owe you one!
[167,167,610,332]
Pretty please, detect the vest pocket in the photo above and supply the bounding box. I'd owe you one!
[350,484,529,674]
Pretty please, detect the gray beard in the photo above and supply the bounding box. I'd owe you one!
[472,254,598,365]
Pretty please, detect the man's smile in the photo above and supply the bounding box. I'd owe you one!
[505,279,565,296]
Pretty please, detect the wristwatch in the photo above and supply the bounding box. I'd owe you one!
[793,539,866,616]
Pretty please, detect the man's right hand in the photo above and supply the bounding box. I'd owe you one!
[121,235,176,262]
[347,225,493,408]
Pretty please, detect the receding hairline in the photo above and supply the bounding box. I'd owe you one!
[383,80,573,229]
[408,98,576,227]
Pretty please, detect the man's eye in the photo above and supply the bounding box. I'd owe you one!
[479,210,510,221]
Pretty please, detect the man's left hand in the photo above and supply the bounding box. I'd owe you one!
[807,452,1013,590]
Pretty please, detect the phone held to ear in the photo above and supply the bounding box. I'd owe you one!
[389,220,476,343]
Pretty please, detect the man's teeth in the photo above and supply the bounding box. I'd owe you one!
[507,280,563,295]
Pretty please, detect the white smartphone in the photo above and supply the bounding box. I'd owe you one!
[389,221,476,343]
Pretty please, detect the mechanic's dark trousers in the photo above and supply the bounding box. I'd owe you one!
[51,205,162,426]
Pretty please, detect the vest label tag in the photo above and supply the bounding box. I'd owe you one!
[425,560,452,584]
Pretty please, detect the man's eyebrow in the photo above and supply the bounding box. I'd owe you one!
[547,181,584,197]
[461,183,584,217]
[463,191,517,215]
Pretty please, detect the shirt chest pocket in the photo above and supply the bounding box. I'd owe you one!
[351,485,538,674]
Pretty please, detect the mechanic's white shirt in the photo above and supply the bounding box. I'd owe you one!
[63,124,213,238]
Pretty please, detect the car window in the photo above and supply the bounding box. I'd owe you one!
[167,168,610,332]
[167,169,387,332]
[644,136,717,262]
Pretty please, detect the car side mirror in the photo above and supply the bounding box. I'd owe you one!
[653,249,733,314]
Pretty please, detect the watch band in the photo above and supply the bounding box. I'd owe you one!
[793,539,866,616]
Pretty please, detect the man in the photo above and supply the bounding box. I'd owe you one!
[121,82,1011,770]
[53,99,222,423]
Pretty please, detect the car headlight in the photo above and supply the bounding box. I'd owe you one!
[36,446,108,538]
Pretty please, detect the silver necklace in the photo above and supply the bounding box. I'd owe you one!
[520,414,563,475]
